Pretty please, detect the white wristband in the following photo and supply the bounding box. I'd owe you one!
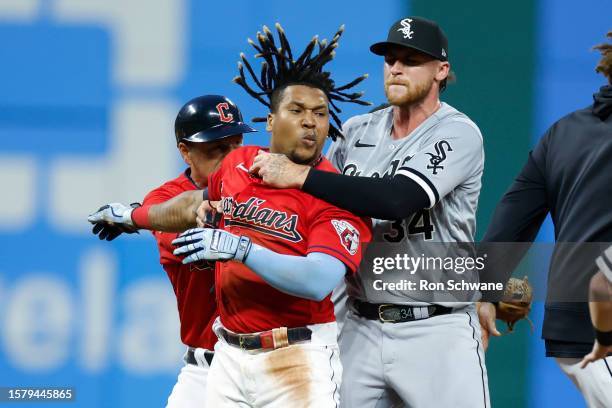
[235,236,252,263]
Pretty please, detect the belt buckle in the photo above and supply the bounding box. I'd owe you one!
[239,336,247,350]
[378,304,396,323]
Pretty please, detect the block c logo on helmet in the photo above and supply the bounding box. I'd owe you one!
[216,102,234,123]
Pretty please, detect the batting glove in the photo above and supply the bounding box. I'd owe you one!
[172,228,252,264]
[88,202,140,241]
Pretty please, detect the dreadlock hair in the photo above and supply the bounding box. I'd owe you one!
[234,23,371,141]
[593,31,612,84]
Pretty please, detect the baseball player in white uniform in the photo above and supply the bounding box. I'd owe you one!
[328,95,487,408]
[572,246,612,407]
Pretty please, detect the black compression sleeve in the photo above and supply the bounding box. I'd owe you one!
[302,169,430,220]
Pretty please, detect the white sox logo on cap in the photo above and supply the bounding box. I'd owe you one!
[397,18,414,39]
[331,220,360,255]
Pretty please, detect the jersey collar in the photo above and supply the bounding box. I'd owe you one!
[184,168,200,189]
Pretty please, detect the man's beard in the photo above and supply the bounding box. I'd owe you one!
[384,77,434,106]
[289,148,320,165]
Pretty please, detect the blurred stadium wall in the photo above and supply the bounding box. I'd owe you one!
[0,0,609,406]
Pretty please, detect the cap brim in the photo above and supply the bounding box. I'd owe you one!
[184,122,257,143]
[370,41,445,61]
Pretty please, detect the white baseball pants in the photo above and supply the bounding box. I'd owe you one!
[206,319,342,407]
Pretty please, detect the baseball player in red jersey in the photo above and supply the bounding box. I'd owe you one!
[170,24,372,407]
[88,95,256,407]
[208,144,367,333]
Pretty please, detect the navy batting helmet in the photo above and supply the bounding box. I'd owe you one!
[174,95,257,144]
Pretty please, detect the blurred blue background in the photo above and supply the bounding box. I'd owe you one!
[0,0,609,407]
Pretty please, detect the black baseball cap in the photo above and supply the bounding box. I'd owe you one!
[370,17,448,61]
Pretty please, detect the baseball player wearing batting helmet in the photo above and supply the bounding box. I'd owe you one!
[88,94,255,408]
[249,17,490,407]
[170,24,373,407]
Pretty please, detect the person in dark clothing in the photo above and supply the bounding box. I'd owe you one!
[478,32,612,407]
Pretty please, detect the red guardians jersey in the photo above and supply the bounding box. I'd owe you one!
[143,170,217,350]
[208,146,372,333]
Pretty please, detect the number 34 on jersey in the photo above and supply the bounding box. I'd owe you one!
[383,210,434,242]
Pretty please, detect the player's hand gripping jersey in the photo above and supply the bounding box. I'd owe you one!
[208,146,372,333]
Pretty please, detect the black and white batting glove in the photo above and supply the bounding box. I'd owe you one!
[172,228,252,264]
[87,202,140,241]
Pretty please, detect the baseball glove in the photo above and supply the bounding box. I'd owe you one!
[496,276,534,333]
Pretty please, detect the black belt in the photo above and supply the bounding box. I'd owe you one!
[185,348,214,366]
[353,299,453,323]
[219,326,312,350]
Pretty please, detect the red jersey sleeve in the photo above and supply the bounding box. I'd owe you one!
[142,183,184,261]
[306,202,372,274]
